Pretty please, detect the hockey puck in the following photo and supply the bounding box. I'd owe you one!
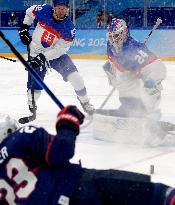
[150,165,154,175]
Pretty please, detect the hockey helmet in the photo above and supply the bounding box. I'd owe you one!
[108,18,128,47]
[53,0,69,7]
[0,113,19,143]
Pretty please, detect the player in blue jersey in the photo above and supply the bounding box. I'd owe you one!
[18,0,94,115]
[0,108,175,205]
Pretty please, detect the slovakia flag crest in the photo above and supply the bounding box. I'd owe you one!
[41,31,55,48]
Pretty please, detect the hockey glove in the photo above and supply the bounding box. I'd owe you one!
[29,53,47,71]
[56,105,85,135]
[19,24,32,45]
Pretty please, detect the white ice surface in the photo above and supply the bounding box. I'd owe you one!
[1,59,175,187]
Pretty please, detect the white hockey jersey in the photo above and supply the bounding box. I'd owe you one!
[23,4,76,60]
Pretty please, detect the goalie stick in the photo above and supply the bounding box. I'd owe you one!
[144,18,162,44]
[80,88,116,129]
[0,31,64,123]
[98,87,116,109]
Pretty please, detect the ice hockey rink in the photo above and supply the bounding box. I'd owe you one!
[1,58,175,187]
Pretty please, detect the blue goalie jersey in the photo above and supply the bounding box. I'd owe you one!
[107,36,158,74]
[0,126,82,205]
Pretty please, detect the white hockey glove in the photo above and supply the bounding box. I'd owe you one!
[103,61,118,88]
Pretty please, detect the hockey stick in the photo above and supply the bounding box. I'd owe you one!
[0,55,17,62]
[0,31,64,122]
[94,87,116,115]
[98,87,116,109]
[144,18,162,44]
[81,87,116,129]
[19,46,37,124]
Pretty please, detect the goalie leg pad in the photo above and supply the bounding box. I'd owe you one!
[93,114,168,146]
[93,114,149,145]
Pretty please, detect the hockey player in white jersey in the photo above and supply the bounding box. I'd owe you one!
[18,0,94,115]
[94,19,174,146]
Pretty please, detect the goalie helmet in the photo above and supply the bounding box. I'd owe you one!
[53,0,69,7]
[108,18,128,51]
[0,113,19,143]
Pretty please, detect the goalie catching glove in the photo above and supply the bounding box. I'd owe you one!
[56,105,85,135]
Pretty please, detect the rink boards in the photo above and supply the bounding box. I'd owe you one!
[0,28,175,61]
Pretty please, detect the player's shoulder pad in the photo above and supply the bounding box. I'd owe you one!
[0,126,41,148]
[59,16,76,40]
[64,16,75,29]
[34,4,53,19]
[127,36,144,48]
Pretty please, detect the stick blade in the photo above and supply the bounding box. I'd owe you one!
[18,114,36,124]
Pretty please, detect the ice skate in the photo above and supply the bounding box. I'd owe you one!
[78,98,94,115]
[81,101,94,115]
